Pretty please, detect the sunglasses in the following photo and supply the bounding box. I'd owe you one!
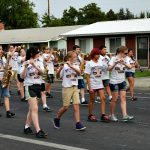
[124,53,128,55]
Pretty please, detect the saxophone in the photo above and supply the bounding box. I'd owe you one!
[1,55,12,88]
[42,64,49,82]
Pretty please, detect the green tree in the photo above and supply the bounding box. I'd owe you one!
[77,3,106,25]
[0,0,38,29]
[41,13,62,27]
[106,9,117,21]
[125,8,135,19]
[117,8,126,20]
[61,6,78,25]
[139,12,146,18]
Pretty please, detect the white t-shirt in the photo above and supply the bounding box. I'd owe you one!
[109,56,130,84]
[99,55,110,80]
[0,57,6,80]
[75,55,83,79]
[60,63,79,88]
[42,53,54,74]
[22,59,44,86]
[84,60,104,90]
[125,56,136,73]
[17,56,25,74]
[8,51,19,71]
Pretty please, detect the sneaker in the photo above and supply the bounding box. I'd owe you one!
[46,93,53,98]
[43,106,53,112]
[52,118,60,129]
[36,130,47,138]
[109,115,118,122]
[131,97,138,101]
[81,101,88,105]
[122,115,134,122]
[101,115,110,122]
[6,111,15,118]
[75,122,86,131]
[87,114,98,122]
[95,97,101,103]
[24,127,33,134]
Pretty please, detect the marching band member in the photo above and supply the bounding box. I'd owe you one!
[85,48,109,122]
[17,48,26,101]
[73,45,88,105]
[52,51,86,131]
[8,45,20,95]
[21,46,47,138]
[42,47,54,98]
[108,46,134,122]
[0,45,15,118]
[38,52,53,112]
[99,45,112,102]
[125,48,140,101]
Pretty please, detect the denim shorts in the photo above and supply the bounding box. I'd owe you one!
[109,81,127,92]
[0,81,10,98]
[78,79,85,89]
[125,72,135,78]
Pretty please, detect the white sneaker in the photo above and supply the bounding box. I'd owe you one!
[109,114,118,122]
[122,115,134,122]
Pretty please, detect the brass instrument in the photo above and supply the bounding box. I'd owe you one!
[1,55,12,88]
[42,64,49,82]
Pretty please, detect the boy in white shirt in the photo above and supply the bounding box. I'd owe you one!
[99,45,112,102]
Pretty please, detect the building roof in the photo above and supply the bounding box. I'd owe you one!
[61,19,150,37]
[0,25,84,44]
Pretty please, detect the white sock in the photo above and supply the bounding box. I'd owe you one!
[43,104,48,108]
[109,96,112,100]
[25,125,30,129]
[81,98,85,102]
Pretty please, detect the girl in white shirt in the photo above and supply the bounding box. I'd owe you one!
[84,48,109,122]
[108,46,134,122]
[21,46,47,138]
[17,48,26,101]
[52,51,86,131]
[125,49,140,101]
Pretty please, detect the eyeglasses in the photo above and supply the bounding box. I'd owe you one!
[124,53,128,55]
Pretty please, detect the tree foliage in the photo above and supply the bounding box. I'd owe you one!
[0,0,38,29]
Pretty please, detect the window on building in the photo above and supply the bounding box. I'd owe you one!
[75,38,93,54]
[137,36,149,67]
[109,37,121,53]
[105,37,125,54]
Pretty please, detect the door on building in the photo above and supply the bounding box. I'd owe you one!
[136,36,149,67]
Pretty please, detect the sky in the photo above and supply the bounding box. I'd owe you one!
[30,0,150,18]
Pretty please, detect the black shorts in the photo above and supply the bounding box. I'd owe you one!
[25,84,41,100]
[102,79,110,87]
[109,81,127,92]
[17,74,24,83]
[47,74,54,83]
[41,83,45,92]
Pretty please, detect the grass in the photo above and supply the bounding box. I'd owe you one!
[135,70,150,77]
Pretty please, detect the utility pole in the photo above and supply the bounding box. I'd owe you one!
[48,0,50,17]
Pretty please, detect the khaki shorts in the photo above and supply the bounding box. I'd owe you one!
[62,86,80,106]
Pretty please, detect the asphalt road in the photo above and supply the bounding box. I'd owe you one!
[0,82,150,150]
